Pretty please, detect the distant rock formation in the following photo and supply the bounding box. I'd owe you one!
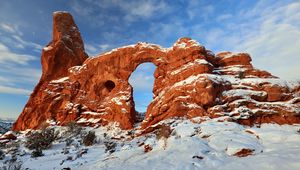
[0,119,13,134]
[12,12,300,131]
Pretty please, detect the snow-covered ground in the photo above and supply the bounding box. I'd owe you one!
[1,118,300,170]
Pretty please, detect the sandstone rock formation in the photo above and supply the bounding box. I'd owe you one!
[13,12,300,131]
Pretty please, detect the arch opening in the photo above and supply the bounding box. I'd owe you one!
[104,80,115,92]
[128,62,156,121]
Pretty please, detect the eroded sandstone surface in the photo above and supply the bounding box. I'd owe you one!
[13,12,300,131]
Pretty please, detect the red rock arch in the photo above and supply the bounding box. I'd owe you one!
[13,12,300,131]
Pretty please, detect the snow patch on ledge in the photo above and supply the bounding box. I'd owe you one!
[172,74,204,88]
[69,64,87,75]
[77,118,101,124]
[171,59,212,75]
[43,46,53,51]
[82,111,107,116]
[50,77,69,83]
[173,39,202,49]
[111,95,129,106]
[53,11,70,15]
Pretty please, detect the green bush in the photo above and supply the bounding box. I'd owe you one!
[25,128,58,150]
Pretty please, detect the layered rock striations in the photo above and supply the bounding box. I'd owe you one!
[13,12,300,131]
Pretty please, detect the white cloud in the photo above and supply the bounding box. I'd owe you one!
[232,1,300,80]
[0,43,36,65]
[122,0,169,21]
[12,35,43,51]
[129,63,156,91]
[0,23,16,33]
[192,1,300,80]
[85,43,112,56]
[0,66,41,84]
[99,44,110,51]
[129,73,154,91]
[0,42,40,95]
[0,85,31,95]
[85,44,98,55]
[71,0,170,23]
[216,14,232,22]
[0,22,24,36]
[187,0,214,20]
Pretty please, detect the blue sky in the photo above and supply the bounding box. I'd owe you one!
[0,0,299,119]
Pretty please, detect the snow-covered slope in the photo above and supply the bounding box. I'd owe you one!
[1,118,300,170]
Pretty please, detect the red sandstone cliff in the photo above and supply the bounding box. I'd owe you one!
[12,12,300,131]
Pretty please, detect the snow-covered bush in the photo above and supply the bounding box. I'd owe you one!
[25,128,58,150]
[82,131,96,146]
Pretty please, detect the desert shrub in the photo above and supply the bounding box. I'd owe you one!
[7,140,20,149]
[64,121,82,137]
[104,141,117,153]
[61,147,70,155]
[82,131,96,146]
[0,142,6,149]
[0,149,4,160]
[155,124,172,150]
[238,71,245,79]
[65,138,74,147]
[155,124,172,140]
[31,149,44,158]
[8,161,22,170]
[75,148,88,159]
[144,144,153,153]
[25,128,58,150]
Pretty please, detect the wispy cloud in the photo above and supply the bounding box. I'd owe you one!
[0,42,41,95]
[231,1,300,80]
[85,43,112,56]
[12,35,43,51]
[0,43,36,65]
[0,85,31,95]
[0,23,22,35]
[71,0,171,24]
[121,0,169,22]
[216,14,232,22]
[183,1,300,80]
[187,0,214,20]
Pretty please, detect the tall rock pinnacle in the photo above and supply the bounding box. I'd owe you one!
[13,12,88,130]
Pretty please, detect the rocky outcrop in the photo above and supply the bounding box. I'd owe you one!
[12,12,300,131]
